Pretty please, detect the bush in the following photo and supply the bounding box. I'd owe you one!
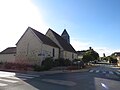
[2,62,30,70]
[73,59,81,62]
[54,58,71,66]
[82,54,94,64]
[4,62,12,69]
[109,57,118,64]
[33,57,54,71]
[72,59,85,69]
[66,66,78,70]
[33,65,46,71]
[41,57,54,70]
[0,62,3,65]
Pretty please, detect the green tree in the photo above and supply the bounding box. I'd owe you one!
[82,53,94,63]
[109,56,118,64]
[82,48,99,63]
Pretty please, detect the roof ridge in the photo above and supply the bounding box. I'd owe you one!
[61,29,69,36]
[48,28,70,44]
[0,47,16,54]
[48,28,76,53]
[29,27,45,36]
[31,27,59,48]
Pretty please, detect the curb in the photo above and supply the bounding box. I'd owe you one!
[0,66,94,75]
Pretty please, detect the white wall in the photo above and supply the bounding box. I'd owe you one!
[16,28,59,65]
[63,51,77,60]
[16,28,43,64]
[116,56,120,66]
[42,44,59,59]
[46,30,77,60]
[46,30,64,58]
[0,54,15,63]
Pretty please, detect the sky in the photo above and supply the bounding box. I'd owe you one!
[0,0,120,57]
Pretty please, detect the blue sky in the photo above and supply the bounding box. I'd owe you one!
[32,0,120,56]
[0,0,120,56]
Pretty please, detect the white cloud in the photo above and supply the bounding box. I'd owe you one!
[71,39,120,57]
[94,47,120,57]
[71,39,91,51]
[0,0,48,51]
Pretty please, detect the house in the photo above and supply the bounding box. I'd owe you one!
[0,27,77,65]
[77,51,86,59]
[46,28,77,60]
[15,27,59,65]
[112,52,120,66]
[61,29,70,43]
[0,47,16,63]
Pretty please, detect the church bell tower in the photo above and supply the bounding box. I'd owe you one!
[61,29,70,43]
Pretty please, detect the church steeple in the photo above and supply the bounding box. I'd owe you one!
[61,29,70,43]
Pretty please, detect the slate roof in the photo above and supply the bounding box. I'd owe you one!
[77,51,86,55]
[0,47,16,54]
[30,27,59,48]
[48,28,76,53]
[112,52,120,56]
[61,29,69,36]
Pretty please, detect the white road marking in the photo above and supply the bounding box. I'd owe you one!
[103,71,106,74]
[116,72,120,75]
[5,76,27,81]
[42,79,76,86]
[0,78,18,83]
[17,75,34,79]
[5,76,20,80]
[89,70,94,72]
[0,71,15,77]
[109,71,114,74]
[0,83,8,86]
[17,74,39,77]
[96,70,99,73]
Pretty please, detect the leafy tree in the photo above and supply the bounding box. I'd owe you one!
[82,48,99,63]
[109,56,118,64]
[82,53,94,63]
[89,49,99,60]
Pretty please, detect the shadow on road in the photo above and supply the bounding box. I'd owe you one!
[22,71,120,90]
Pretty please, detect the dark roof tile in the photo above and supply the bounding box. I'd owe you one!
[30,27,59,48]
[48,28,76,53]
[0,47,16,54]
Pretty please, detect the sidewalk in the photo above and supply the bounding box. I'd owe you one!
[0,65,93,75]
[23,68,90,75]
[24,65,95,75]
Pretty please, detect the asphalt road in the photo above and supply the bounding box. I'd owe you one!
[0,64,120,90]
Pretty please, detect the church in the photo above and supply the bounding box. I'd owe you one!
[0,27,77,65]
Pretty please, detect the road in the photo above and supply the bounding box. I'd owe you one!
[0,64,120,90]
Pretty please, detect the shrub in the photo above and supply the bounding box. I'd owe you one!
[41,57,54,69]
[33,57,54,71]
[109,57,118,64]
[66,66,78,70]
[64,59,72,66]
[33,65,46,71]
[72,59,85,69]
[54,58,71,66]
[0,62,3,65]
[73,59,81,62]
[4,62,12,69]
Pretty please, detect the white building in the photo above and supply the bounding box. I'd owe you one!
[46,28,77,60]
[113,52,120,66]
[0,47,16,63]
[15,27,59,65]
[0,27,77,65]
